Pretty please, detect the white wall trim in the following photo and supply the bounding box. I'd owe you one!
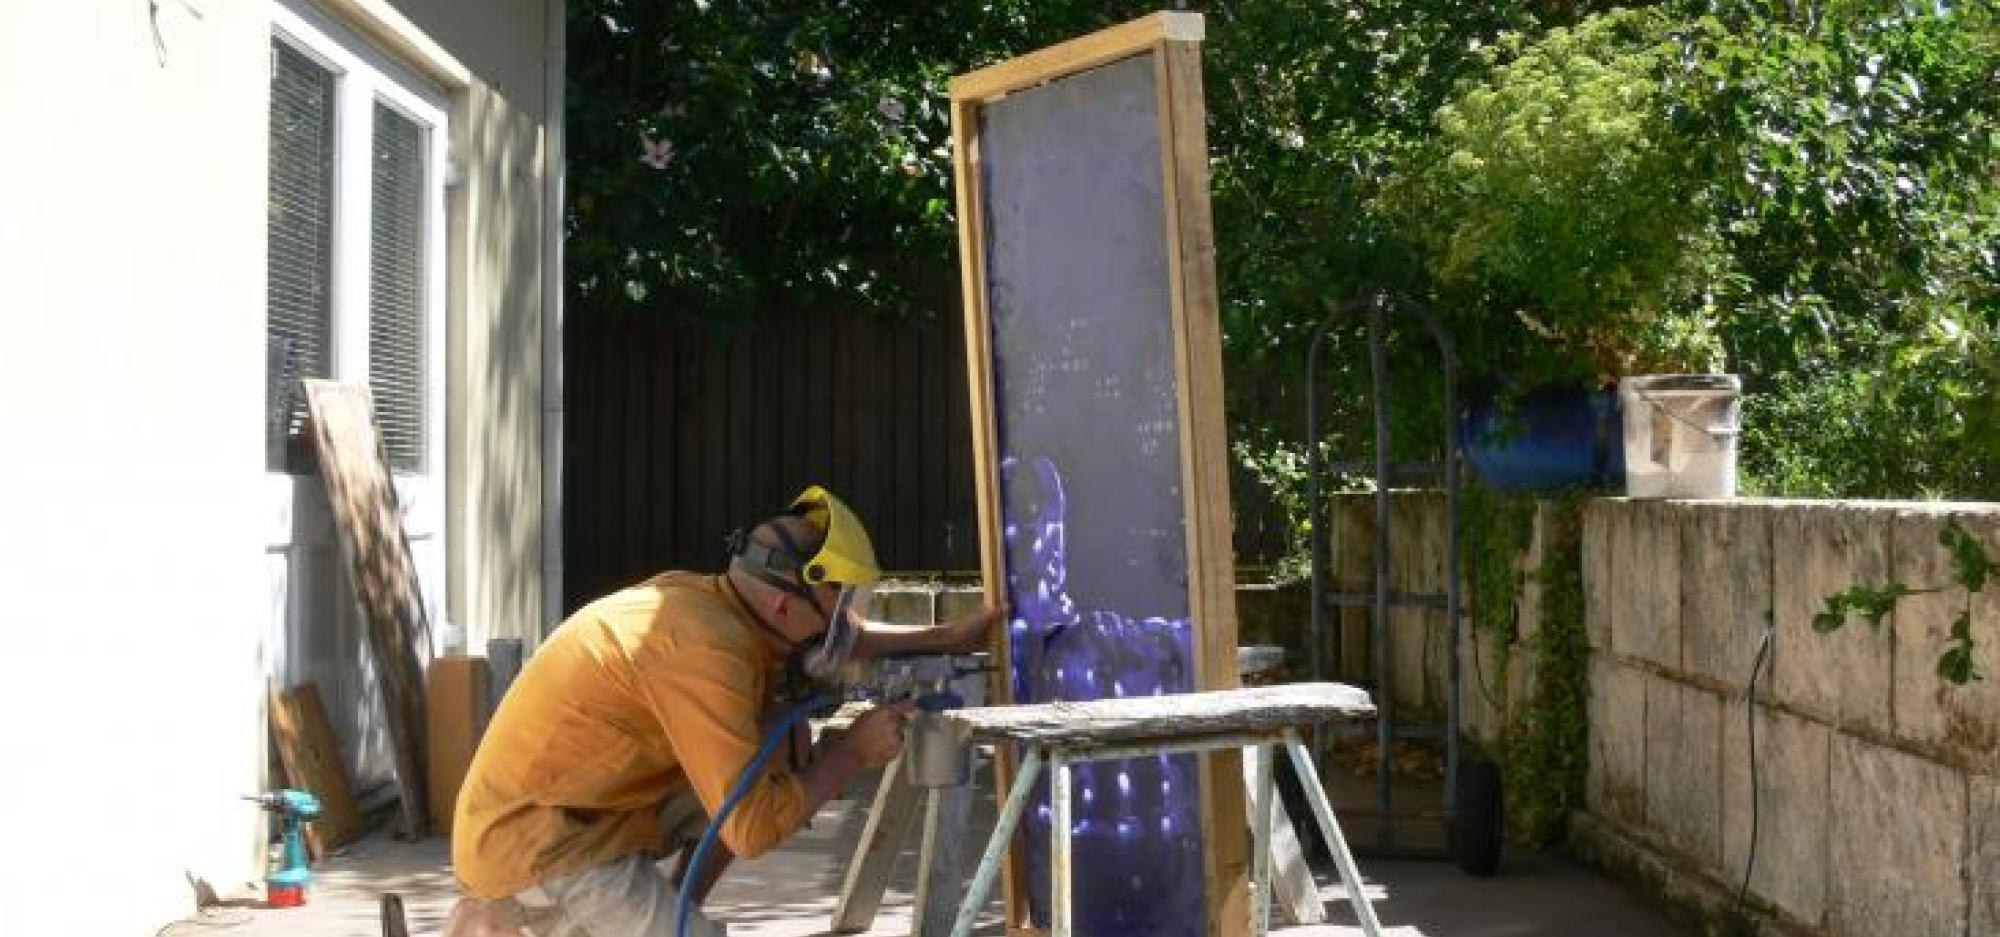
[269,0,454,641]
[305,0,471,90]
[539,0,567,638]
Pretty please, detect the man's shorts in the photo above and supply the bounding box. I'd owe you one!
[507,851,725,937]
[465,789,723,937]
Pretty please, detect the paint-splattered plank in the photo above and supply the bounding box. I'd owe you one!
[947,683,1374,747]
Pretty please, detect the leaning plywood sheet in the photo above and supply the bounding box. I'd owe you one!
[950,11,1245,935]
[304,380,431,838]
[948,684,1374,747]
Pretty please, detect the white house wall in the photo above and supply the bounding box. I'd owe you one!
[0,0,555,932]
[401,0,558,654]
[0,2,272,933]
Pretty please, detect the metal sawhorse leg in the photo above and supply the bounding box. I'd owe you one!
[949,728,1384,937]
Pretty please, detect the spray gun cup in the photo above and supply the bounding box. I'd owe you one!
[906,694,973,788]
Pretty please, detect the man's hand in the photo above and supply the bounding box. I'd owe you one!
[796,698,914,811]
[838,698,916,769]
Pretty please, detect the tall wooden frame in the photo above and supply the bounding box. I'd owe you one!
[951,12,1247,936]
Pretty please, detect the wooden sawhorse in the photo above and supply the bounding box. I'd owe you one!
[943,684,1382,937]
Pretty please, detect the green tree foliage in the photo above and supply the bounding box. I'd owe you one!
[1386,0,1999,495]
[1681,1,2000,497]
[568,0,1998,498]
[1204,0,1579,367]
[566,0,1154,320]
[1381,7,1726,378]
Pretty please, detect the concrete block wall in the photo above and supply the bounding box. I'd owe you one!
[1580,499,2000,936]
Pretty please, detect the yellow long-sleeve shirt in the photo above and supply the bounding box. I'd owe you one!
[452,572,811,899]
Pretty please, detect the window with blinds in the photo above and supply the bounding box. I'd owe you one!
[266,16,443,479]
[369,103,428,473]
[266,40,337,472]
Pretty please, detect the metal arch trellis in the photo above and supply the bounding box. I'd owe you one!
[1304,293,1485,862]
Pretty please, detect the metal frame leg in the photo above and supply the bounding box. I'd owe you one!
[951,748,1044,937]
[1251,743,1277,937]
[1051,754,1073,937]
[1283,730,1385,937]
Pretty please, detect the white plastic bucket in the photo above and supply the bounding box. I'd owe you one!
[1619,374,1741,499]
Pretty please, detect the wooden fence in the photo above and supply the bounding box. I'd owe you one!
[563,306,1290,612]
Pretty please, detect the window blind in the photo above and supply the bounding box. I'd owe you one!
[266,40,337,472]
[368,102,428,473]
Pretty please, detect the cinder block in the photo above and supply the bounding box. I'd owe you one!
[1772,504,1894,732]
[871,586,934,625]
[1588,655,1647,826]
[1680,504,1773,691]
[1973,775,2000,937]
[1827,733,1968,936]
[1612,501,1681,670]
[1584,499,1613,652]
[1645,677,1722,866]
[1720,703,1829,925]
[937,586,987,623]
[1888,509,1989,754]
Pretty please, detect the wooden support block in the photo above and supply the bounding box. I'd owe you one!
[1243,750,1325,925]
[268,682,365,854]
[831,754,926,933]
[427,655,491,838]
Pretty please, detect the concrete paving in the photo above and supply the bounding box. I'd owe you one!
[159,776,1689,937]
[162,842,1687,936]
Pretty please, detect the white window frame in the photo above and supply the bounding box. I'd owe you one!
[270,0,448,481]
[264,0,451,644]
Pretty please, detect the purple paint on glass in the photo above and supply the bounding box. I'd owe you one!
[1002,456,1204,936]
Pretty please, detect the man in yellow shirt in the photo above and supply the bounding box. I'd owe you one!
[447,488,999,936]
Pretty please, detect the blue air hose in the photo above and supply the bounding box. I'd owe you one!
[676,692,831,937]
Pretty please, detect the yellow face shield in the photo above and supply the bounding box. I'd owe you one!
[789,486,881,588]
[786,487,879,685]
[730,487,881,685]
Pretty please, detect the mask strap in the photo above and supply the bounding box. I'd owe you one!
[722,573,813,655]
[729,523,833,624]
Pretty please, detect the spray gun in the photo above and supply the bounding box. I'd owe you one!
[866,652,993,788]
[793,591,993,787]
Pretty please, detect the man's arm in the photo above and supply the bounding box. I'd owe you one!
[852,602,1007,662]
[640,639,913,857]
[639,641,821,858]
